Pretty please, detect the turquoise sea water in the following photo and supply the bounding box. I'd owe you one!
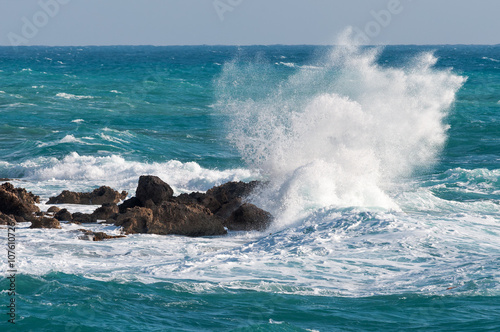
[1,45,499,331]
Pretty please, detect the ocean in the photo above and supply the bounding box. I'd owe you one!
[0,43,499,331]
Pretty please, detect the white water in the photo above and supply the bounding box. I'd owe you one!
[217,39,465,227]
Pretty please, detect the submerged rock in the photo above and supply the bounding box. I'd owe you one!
[47,186,127,205]
[78,229,126,241]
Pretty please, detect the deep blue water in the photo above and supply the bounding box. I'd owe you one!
[1,45,499,331]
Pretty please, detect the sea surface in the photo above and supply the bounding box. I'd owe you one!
[0,43,499,331]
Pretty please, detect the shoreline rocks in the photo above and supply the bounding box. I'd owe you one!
[1,177,274,238]
[47,186,127,205]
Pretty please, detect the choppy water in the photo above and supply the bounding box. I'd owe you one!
[1,42,499,331]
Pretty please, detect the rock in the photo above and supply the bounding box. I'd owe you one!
[205,181,260,213]
[30,217,61,229]
[91,203,119,221]
[47,206,61,214]
[214,198,243,220]
[0,212,16,225]
[0,182,40,219]
[150,201,226,237]
[136,175,174,205]
[115,207,154,234]
[47,186,127,205]
[118,196,142,214]
[225,203,273,231]
[77,229,126,241]
[54,208,73,221]
[72,212,97,223]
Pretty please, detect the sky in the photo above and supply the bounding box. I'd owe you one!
[0,0,499,46]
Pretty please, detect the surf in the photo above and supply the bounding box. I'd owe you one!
[216,33,466,227]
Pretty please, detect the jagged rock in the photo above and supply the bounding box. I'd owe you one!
[136,175,174,205]
[0,212,16,225]
[149,201,226,237]
[72,212,97,223]
[205,181,260,213]
[47,206,61,214]
[0,182,40,218]
[118,196,142,214]
[54,208,73,221]
[115,207,154,234]
[91,203,119,221]
[30,217,61,229]
[77,229,126,241]
[225,203,273,231]
[47,186,127,205]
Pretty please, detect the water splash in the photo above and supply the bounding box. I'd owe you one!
[216,36,465,226]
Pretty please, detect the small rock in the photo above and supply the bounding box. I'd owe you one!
[30,217,61,229]
[54,208,73,221]
[77,229,126,241]
[72,212,97,223]
[47,206,61,214]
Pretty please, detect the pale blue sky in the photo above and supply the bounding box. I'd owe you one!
[1,0,499,46]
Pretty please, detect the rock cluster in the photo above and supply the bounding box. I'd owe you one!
[47,186,127,205]
[1,176,273,238]
[108,175,272,237]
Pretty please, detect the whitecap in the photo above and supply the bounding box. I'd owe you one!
[56,93,93,100]
[71,119,84,123]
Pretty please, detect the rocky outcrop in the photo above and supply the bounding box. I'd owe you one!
[47,186,127,205]
[111,176,271,236]
[78,229,126,241]
[0,182,40,223]
[30,217,61,229]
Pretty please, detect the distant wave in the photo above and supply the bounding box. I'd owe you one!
[56,92,94,100]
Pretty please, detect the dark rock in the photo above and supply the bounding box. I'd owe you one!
[215,198,243,220]
[47,186,127,205]
[0,212,16,225]
[205,181,260,213]
[118,196,142,214]
[225,203,273,231]
[115,207,154,234]
[54,208,73,221]
[72,212,97,223]
[0,182,40,218]
[136,175,174,205]
[91,203,119,221]
[78,229,126,241]
[30,217,61,229]
[150,201,226,237]
[47,206,61,214]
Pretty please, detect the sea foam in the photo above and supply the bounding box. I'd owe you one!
[216,35,465,226]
